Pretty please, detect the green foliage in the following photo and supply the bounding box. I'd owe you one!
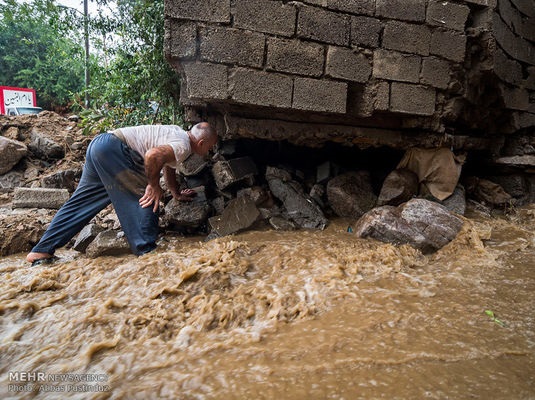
[0,0,86,109]
[1,0,183,127]
[80,0,183,131]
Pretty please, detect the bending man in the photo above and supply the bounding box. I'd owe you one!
[26,122,218,264]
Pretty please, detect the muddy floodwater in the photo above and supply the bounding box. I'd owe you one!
[1,205,534,399]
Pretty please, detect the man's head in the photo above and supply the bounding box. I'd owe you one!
[189,122,218,156]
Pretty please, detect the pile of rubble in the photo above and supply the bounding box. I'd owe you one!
[0,112,533,258]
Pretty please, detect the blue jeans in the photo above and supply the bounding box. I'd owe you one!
[31,133,159,256]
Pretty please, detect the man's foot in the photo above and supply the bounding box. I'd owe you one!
[26,252,53,263]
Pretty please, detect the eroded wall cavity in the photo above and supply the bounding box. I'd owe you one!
[164,0,534,150]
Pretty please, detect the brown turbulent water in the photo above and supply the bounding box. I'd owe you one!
[0,205,534,399]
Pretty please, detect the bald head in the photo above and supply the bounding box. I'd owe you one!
[190,122,217,143]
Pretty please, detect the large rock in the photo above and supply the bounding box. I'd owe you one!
[327,171,377,218]
[40,168,82,192]
[377,168,419,206]
[354,198,464,254]
[0,136,27,174]
[208,195,260,236]
[73,224,104,253]
[163,187,211,229]
[212,157,258,190]
[28,131,64,160]
[85,230,131,258]
[266,166,327,229]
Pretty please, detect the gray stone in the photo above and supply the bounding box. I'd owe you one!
[327,171,377,218]
[212,157,258,190]
[208,195,260,236]
[85,230,131,258]
[441,184,466,215]
[40,168,81,192]
[73,224,104,253]
[377,168,418,206]
[0,136,27,174]
[13,187,70,209]
[354,198,464,254]
[164,187,210,228]
[237,186,269,205]
[267,166,328,229]
[28,132,64,160]
[0,170,24,191]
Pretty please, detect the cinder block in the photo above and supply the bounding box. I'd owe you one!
[372,49,421,83]
[430,29,466,62]
[348,80,389,117]
[420,57,452,89]
[326,46,371,83]
[212,157,258,190]
[293,78,347,113]
[390,83,436,116]
[426,0,470,31]
[297,5,350,46]
[376,0,426,22]
[229,68,293,108]
[383,21,431,56]
[200,26,265,68]
[13,188,70,209]
[267,37,324,77]
[182,62,228,100]
[351,16,382,48]
[164,19,197,59]
[164,0,230,23]
[234,0,296,37]
[326,0,374,16]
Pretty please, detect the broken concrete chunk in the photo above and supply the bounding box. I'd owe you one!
[13,187,70,209]
[179,153,209,176]
[212,157,258,190]
[464,177,513,206]
[208,195,260,236]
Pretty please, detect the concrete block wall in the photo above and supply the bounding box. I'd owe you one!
[164,0,535,144]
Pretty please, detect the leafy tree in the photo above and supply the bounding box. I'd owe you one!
[84,0,183,129]
[0,0,87,110]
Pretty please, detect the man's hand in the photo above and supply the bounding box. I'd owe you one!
[139,184,163,212]
[173,188,197,202]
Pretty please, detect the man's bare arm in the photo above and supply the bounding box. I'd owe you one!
[139,145,175,212]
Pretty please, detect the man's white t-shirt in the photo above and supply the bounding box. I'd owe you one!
[114,125,191,169]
